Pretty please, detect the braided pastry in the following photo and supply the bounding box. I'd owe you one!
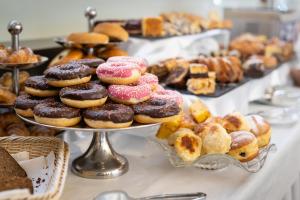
[6,123,30,136]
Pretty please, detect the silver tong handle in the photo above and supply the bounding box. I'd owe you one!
[139,192,206,200]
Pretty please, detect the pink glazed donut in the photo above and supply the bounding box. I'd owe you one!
[138,73,159,90]
[107,56,148,74]
[151,89,183,108]
[96,62,141,85]
[108,84,152,105]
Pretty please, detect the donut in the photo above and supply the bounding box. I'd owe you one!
[83,103,134,128]
[223,112,251,133]
[108,84,151,105]
[60,83,108,108]
[14,93,54,117]
[33,102,81,127]
[107,56,148,74]
[228,131,259,162]
[67,32,109,44]
[97,47,129,60]
[93,23,129,42]
[138,73,159,90]
[24,76,58,97]
[70,58,104,74]
[96,62,141,85]
[45,63,92,87]
[150,89,183,108]
[133,98,181,123]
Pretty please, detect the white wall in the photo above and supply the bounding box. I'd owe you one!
[0,0,217,42]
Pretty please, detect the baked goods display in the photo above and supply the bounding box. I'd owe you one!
[147,55,244,96]
[157,99,272,163]
[96,11,232,38]
[16,56,182,128]
[93,23,129,42]
[229,33,294,78]
[0,147,33,193]
[0,112,56,137]
[0,45,40,64]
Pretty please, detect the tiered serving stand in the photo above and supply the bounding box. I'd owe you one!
[0,21,48,101]
[18,114,160,179]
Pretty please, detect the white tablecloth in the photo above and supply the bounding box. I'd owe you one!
[60,102,300,200]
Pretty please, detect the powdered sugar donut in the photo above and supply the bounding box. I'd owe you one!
[138,73,159,90]
[151,89,183,107]
[108,84,152,105]
[107,56,148,74]
[96,62,141,85]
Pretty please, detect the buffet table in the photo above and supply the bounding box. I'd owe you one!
[60,101,300,200]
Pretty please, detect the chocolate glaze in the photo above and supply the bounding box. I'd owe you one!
[189,73,209,78]
[70,58,104,68]
[133,98,180,118]
[83,103,133,123]
[34,102,80,118]
[15,93,55,110]
[24,76,57,90]
[60,83,108,100]
[44,63,92,80]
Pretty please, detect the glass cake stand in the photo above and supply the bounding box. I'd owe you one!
[17,114,160,179]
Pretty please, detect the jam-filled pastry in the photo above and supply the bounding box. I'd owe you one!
[223,112,250,133]
[228,131,259,162]
[246,115,271,148]
[168,128,202,162]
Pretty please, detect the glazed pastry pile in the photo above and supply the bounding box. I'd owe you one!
[157,100,272,163]
[0,45,39,64]
[15,56,183,128]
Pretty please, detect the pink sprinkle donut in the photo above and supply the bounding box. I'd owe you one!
[96,62,141,85]
[151,89,183,107]
[107,56,148,74]
[138,73,159,90]
[108,84,152,105]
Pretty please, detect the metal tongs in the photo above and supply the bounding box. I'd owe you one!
[94,190,206,200]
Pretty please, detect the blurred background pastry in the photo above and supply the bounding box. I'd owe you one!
[93,22,129,42]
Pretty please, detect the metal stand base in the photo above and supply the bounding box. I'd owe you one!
[71,131,128,179]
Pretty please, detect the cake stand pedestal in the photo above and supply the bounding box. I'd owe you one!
[17,114,160,179]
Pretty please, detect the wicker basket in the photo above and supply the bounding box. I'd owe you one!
[0,136,69,200]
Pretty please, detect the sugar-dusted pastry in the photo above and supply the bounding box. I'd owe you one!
[179,113,197,130]
[246,115,271,148]
[168,128,202,162]
[142,17,165,37]
[228,131,259,162]
[199,123,231,154]
[223,112,250,133]
[189,99,211,123]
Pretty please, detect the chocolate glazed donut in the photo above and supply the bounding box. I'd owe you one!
[15,93,55,117]
[83,103,134,128]
[44,63,92,87]
[133,98,181,124]
[24,76,58,97]
[60,82,108,108]
[33,102,81,127]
